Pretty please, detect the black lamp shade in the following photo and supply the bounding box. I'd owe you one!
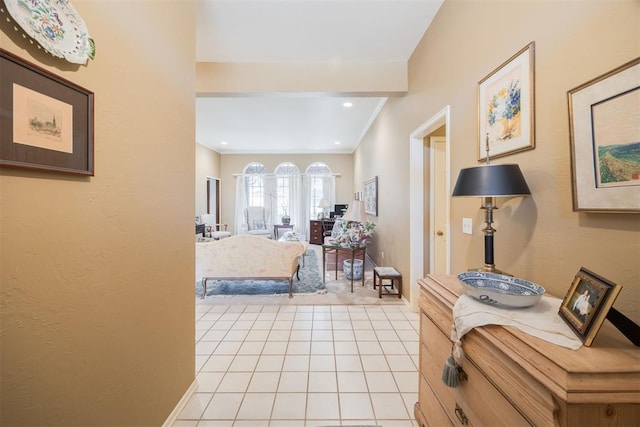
[452,164,531,197]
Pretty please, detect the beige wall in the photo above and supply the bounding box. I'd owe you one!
[196,143,222,217]
[197,61,407,95]
[219,154,354,231]
[0,1,196,425]
[356,0,640,321]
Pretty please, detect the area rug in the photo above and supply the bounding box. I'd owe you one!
[196,249,325,297]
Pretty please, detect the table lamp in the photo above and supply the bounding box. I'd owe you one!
[318,199,331,219]
[342,200,365,223]
[452,163,531,275]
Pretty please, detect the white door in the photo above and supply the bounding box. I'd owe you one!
[430,137,448,274]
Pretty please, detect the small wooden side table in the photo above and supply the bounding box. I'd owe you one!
[373,267,402,298]
[322,244,366,292]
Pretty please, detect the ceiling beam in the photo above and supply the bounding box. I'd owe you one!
[196,61,408,96]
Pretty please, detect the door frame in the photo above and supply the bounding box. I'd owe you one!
[206,176,221,221]
[408,105,451,312]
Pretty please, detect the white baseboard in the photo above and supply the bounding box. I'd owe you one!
[163,378,197,427]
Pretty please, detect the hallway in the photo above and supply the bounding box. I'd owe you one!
[173,303,419,426]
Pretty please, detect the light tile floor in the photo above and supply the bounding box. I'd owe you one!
[173,304,420,427]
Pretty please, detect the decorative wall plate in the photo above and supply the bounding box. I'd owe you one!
[3,0,94,64]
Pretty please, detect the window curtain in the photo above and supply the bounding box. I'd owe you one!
[323,175,336,211]
[301,174,335,238]
[234,172,334,240]
[234,176,247,235]
[263,175,277,226]
[289,174,305,237]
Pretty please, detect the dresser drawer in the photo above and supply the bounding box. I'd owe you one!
[419,374,453,427]
[421,320,481,426]
[421,312,530,426]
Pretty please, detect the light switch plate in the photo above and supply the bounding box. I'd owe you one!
[462,218,473,235]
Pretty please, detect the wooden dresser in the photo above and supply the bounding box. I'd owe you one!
[415,274,639,427]
[309,219,335,245]
[309,220,324,244]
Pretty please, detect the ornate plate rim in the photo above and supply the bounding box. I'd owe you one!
[3,0,94,64]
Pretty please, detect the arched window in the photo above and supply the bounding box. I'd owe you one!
[274,162,300,220]
[306,162,334,220]
[243,162,267,207]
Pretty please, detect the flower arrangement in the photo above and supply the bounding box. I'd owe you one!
[487,79,521,140]
[336,221,376,247]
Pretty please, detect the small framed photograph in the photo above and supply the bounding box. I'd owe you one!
[363,176,378,216]
[478,42,535,161]
[0,48,94,175]
[559,267,622,346]
[567,58,640,212]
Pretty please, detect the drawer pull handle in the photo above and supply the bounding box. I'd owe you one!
[455,403,469,425]
[457,366,468,383]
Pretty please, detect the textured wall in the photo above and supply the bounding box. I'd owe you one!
[356,0,640,321]
[0,1,196,425]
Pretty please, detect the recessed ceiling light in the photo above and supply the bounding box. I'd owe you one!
[334,141,341,145]
[221,141,228,145]
[343,102,353,108]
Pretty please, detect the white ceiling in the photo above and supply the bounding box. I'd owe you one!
[195,0,444,154]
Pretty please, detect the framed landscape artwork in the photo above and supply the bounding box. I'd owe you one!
[363,176,378,216]
[478,42,535,161]
[558,267,622,347]
[568,57,640,212]
[0,48,94,175]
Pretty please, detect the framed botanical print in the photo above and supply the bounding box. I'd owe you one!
[363,176,378,216]
[478,42,535,161]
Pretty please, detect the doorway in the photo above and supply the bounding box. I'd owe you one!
[408,106,451,312]
[207,177,221,223]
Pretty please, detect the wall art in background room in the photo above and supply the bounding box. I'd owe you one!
[363,176,378,216]
[558,267,622,346]
[478,42,535,161]
[568,57,640,212]
[0,48,94,175]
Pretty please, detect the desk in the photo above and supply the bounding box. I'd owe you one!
[322,244,366,292]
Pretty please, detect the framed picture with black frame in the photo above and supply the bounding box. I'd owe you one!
[0,48,94,175]
[558,267,622,346]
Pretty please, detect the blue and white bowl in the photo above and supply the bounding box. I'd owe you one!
[457,272,545,308]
